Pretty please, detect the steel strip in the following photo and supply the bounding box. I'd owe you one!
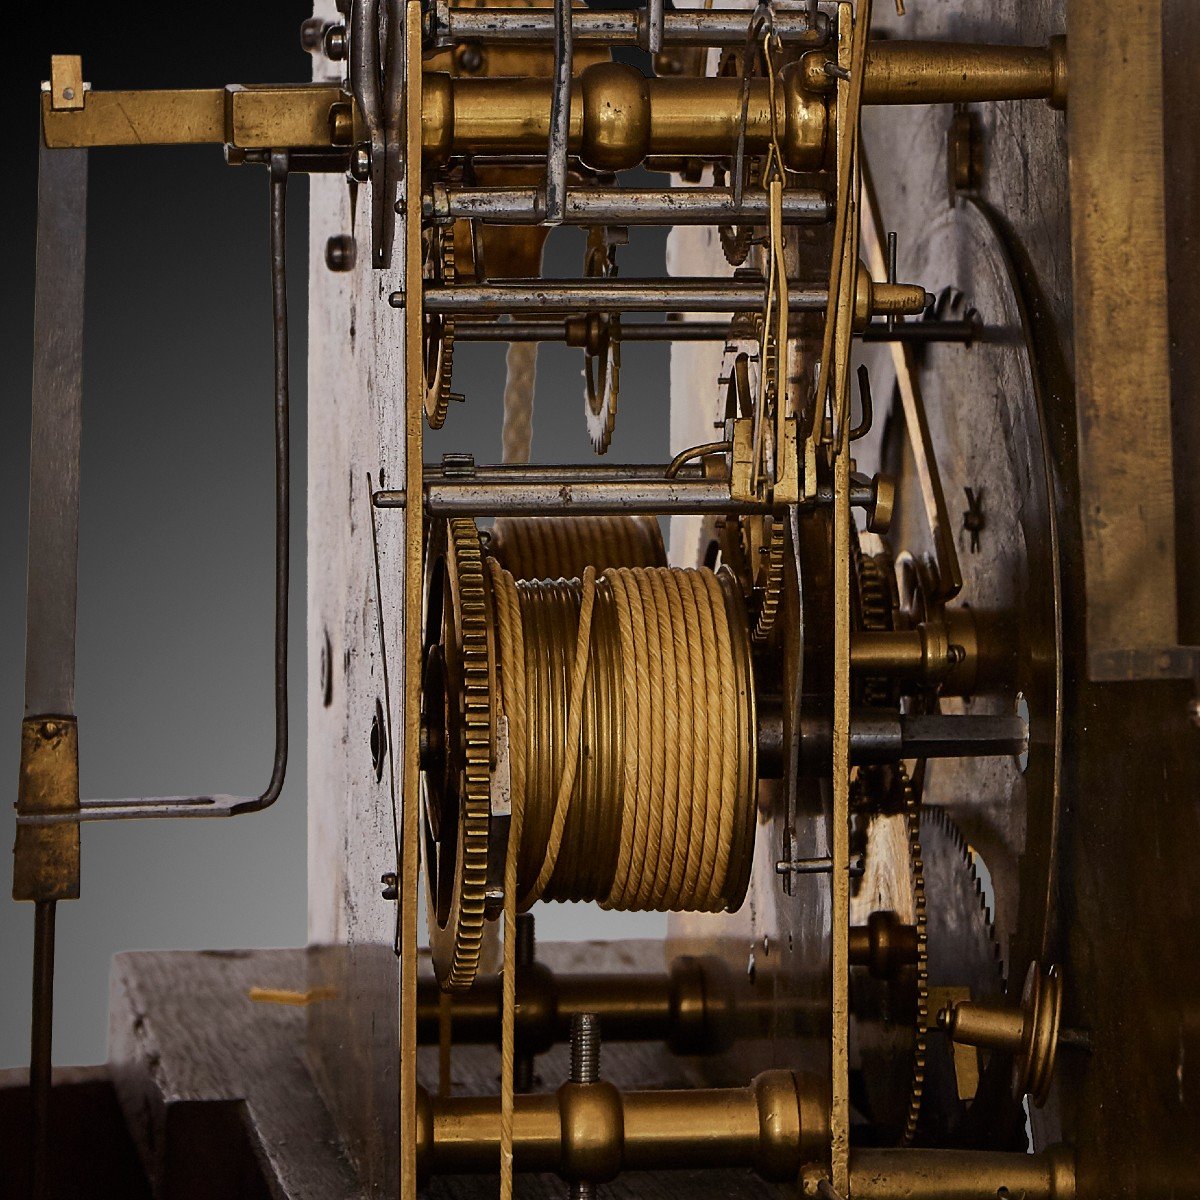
[24,139,87,718]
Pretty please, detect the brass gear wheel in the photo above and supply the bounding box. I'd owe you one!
[901,769,930,1145]
[720,515,787,645]
[421,517,493,990]
[423,224,457,429]
[851,528,899,707]
[583,227,621,454]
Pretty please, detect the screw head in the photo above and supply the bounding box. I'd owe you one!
[325,234,357,273]
[454,41,485,74]
[351,144,372,182]
[1188,697,1200,729]
[381,872,399,901]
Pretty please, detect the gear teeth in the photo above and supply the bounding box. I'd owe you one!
[750,518,787,644]
[902,770,929,1146]
[424,225,457,430]
[439,517,493,991]
[851,528,897,705]
[923,805,1006,990]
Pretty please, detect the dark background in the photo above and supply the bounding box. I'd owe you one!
[2,6,668,1069]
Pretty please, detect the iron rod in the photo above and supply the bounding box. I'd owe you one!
[439,7,830,47]
[30,899,56,1200]
[407,279,831,314]
[450,319,977,344]
[425,185,830,226]
[544,0,572,224]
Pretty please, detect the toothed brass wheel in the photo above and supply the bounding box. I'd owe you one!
[421,517,494,990]
[423,224,457,429]
[720,514,787,645]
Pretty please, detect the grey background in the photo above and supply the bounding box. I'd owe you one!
[3,5,667,1069]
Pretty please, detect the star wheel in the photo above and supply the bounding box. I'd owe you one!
[421,517,495,990]
[423,223,457,429]
[582,226,621,454]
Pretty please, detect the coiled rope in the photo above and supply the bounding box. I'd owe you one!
[491,560,756,1198]
[489,514,665,581]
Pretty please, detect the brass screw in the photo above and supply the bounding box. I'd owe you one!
[38,722,60,740]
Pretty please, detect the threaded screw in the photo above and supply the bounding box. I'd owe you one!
[569,1013,601,1200]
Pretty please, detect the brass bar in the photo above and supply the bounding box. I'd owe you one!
[828,7,857,1189]
[845,1147,1075,1200]
[41,88,225,146]
[419,1070,820,1182]
[225,84,347,149]
[400,4,425,1200]
[858,39,1067,107]
[1068,1,1181,679]
[860,159,963,602]
[41,84,345,149]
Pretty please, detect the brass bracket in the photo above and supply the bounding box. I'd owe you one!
[13,717,81,903]
[49,55,86,112]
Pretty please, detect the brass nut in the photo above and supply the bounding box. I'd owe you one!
[580,62,651,172]
[558,1080,624,1183]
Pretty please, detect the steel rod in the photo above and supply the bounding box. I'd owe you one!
[451,319,975,344]
[374,472,879,516]
[544,0,572,223]
[30,899,56,1200]
[797,712,1028,765]
[439,6,830,47]
[425,185,831,226]
[407,279,831,314]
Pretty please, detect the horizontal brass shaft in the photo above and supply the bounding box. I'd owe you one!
[418,1070,823,1182]
[40,40,1065,152]
[416,960,728,1054]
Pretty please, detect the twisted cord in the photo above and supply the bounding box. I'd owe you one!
[490,564,749,915]
[501,341,538,464]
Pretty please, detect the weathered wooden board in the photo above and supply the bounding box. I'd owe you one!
[106,946,784,1200]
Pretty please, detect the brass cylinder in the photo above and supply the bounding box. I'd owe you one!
[420,40,1066,169]
[850,608,980,696]
[418,1070,824,1183]
[415,956,732,1055]
[802,39,1068,109]
[421,67,828,169]
[849,910,918,980]
[941,998,1026,1054]
[842,1146,1075,1200]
